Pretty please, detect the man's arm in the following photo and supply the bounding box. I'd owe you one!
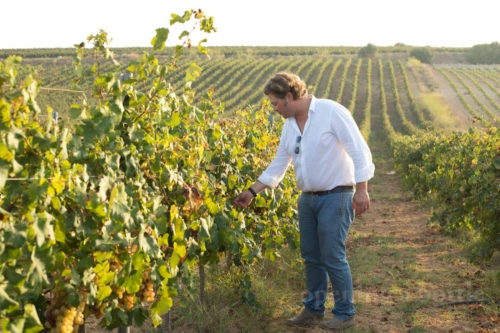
[353,181,370,216]
[329,105,375,217]
[232,122,292,209]
[232,181,268,208]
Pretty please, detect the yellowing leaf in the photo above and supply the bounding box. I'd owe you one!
[186,62,202,82]
[173,218,185,241]
[170,205,179,221]
[173,242,186,258]
[228,175,237,190]
[96,285,112,301]
[51,173,65,194]
[0,142,13,162]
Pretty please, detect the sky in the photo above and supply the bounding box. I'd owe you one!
[1,0,498,49]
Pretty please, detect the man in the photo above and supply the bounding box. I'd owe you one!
[233,72,375,330]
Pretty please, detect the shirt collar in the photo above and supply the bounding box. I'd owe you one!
[309,95,317,113]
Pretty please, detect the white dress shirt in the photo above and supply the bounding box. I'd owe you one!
[258,96,375,192]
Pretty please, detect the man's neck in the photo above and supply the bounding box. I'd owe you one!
[294,95,312,123]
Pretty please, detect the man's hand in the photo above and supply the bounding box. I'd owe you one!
[233,190,254,208]
[353,182,370,216]
[233,182,267,208]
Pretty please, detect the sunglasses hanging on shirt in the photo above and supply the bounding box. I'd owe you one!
[295,136,301,154]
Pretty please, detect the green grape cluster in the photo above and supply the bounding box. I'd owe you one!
[44,291,87,333]
[137,270,155,303]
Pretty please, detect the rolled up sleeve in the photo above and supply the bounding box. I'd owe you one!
[331,106,375,183]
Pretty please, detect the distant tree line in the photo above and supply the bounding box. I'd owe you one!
[466,42,500,64]
[0,45,470,59]
[358,43,434,64]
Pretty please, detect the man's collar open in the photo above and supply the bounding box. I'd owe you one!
[309,95,317,113]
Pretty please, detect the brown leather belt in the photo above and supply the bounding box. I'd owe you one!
[304,185,354,196]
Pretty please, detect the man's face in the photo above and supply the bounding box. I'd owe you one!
[268,93,292,118]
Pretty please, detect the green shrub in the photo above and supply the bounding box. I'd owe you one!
[466,42,500,64]
[409,47,433,64]
[358,43,378,58]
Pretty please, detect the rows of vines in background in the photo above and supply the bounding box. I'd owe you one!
[335,58,353,104]
[0,10,302,333]
[259,57,313,104]
[313,59,334,98]
[202,59,260,101]
[300,59,324,93]
[396,60,434,129]
[446,68,497,120]
[223,58,282,112]
[378,59,397,142]
[377,61,500,267]
[226,57,309,113]
[435,68,484,121]
[470,70,500,102]
[189,58,253,98]
[347,59,362,116]
[483,68,500,83]
[217,58,276,110]
[309,58,334,96]
[359,59,372,140]
[241,57,306,112]
[456,69,500,116]
[388,60,418,135]
[320,59,343,100]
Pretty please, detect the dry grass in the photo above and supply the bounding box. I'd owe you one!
[418,92,457,128]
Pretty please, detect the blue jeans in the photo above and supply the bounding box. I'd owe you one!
[298,191,355,320]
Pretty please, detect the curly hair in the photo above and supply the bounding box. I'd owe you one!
[263,72,308,100]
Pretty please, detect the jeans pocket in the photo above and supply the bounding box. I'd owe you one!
[340,192,354,224]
